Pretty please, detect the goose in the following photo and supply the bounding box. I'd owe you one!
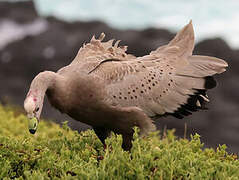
[24,21,228,150]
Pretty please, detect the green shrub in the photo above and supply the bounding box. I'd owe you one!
[0,105,238,179]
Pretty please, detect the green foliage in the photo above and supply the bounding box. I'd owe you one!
[0,105,239,179]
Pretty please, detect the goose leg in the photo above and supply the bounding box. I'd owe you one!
[122,133,133,151]
[93,126,111,147]
[93,127,133,151]
[104,106,156,151]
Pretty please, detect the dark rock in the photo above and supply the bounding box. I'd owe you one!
[0,1,37,24]
[0,1,238,153]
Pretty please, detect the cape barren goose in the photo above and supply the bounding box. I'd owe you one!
[24,21,228,150]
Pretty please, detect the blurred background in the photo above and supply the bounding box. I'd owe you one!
[0,0,238,153]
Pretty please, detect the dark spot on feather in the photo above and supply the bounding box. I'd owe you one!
[135,96,138,99]
[148,80,151,83]
[167,64,169,67]
[151,77,154,80]
[140,91,144,93]
[136,87,139,90]
[166,89,168,91]
[160,95,162,97]
[170,79,173,82]
[113,95,116,98]
[119,92,122,95]
[128,92,131,94]
[142,84,144,87]
[168,83,170,86]
[169,72,172,75]
[149,87,151,90]
[124,97,127,100]
[119,96,122,99]
[133,90,135,92]
[163,91,166,93]
[131,96,133,99]
[142,65,146,68]
[152,83,155,86]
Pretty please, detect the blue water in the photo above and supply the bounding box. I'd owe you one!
[9,0,239,48]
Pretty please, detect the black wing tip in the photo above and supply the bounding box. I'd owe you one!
[168,89,209,119]
[169,76,216,119]
[205,76,217,89]
[154,76,216,120]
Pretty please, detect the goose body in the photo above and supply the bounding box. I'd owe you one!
[24,21,228,150]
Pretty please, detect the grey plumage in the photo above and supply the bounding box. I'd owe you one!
[24,21,228,150]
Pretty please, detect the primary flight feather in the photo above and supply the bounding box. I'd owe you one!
[24,21,228,150]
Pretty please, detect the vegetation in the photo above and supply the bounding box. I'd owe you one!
[0,105,238,179]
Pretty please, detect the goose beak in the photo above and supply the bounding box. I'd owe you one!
[28,117,38,134]
[29,128,36,134]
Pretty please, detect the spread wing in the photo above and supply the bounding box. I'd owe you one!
[90,21,228,118]
[70,33,136,73]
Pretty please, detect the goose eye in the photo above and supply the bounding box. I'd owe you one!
[35,107,39,112]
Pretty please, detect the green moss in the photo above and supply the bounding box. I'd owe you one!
[0,105,238,179]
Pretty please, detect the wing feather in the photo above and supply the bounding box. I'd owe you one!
[70,33,136,73]
[90,21,227,118]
